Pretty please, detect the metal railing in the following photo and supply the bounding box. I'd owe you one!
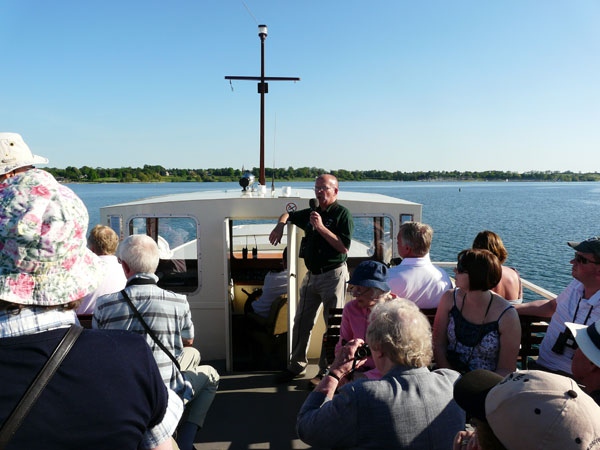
[433,261,556,301]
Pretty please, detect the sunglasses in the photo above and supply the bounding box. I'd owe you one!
[574,254,600,265]
[347,285,370,296]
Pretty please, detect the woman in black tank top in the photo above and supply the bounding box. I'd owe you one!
[432,249,522,376]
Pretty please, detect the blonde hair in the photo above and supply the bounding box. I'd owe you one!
[88,225,119,256]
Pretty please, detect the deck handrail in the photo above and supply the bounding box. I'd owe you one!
[432,261,557,301]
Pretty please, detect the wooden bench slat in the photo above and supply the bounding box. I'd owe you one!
[321,308,550,371]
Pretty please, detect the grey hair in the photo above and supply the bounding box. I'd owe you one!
[117,234,160,274]
[366,298,433,368]
[398,222,433,257]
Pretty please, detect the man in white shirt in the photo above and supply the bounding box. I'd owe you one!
[249,248,288,318]
[77,225,127,314]
[388,222,452,309]
[516,237,600,375]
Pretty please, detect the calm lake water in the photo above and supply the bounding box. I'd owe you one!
[67,181,600,301]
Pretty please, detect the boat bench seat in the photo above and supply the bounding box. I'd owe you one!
[323,308,548,370]
[245,294,289,369]
[518,315,549,369]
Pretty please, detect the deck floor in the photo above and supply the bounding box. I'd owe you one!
[194,363,325,450]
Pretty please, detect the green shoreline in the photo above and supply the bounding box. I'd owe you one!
[47,166,600,184]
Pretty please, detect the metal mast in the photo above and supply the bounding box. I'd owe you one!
[225,25,300,186]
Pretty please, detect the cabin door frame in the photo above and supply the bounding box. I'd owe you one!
[286,224,299,364]
[223,218,233,372]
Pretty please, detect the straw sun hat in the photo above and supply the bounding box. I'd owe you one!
[0,168,102,306]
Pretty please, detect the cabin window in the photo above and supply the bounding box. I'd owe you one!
[108,215,123,240]
[351,215,394,264]
[400,214,413,224]
[228,219,286,286]
[229,219,285,261]
[129,216,199,293]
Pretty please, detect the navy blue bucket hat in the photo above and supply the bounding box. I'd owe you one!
[348,261,390,292]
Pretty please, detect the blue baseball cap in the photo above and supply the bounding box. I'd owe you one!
[348,261,390,292]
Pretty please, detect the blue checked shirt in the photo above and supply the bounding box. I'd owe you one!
[93,273,195,402]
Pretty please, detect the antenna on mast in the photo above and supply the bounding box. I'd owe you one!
[225,25,300,186]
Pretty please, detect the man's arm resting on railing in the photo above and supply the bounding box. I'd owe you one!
[269,213,290,246]
[514,298,557,318]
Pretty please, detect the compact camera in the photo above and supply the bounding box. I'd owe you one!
[551,328,578,355]
[354,344,372,360]
[341,340,372,365]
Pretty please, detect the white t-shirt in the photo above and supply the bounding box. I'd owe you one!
[77,255,127,314]
[252,270,288,318]
[538,279,600,374]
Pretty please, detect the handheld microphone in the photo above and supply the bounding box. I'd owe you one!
[308,198,319,230]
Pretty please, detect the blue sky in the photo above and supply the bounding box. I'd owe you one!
[2,1,599,172]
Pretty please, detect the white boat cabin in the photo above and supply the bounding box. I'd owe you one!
[100,186,422,371]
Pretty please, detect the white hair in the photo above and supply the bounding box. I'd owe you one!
[117,234,160,274]
[366,298,433,367]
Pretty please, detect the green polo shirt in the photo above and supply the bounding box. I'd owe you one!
[288,201,354,272]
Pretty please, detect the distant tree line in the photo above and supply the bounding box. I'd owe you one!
[45,165,600,183]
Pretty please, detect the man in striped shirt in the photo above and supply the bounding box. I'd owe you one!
[93,234,219,450]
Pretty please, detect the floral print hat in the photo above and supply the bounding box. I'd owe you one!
[0,169,103,306]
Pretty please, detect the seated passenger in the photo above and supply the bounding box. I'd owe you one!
[566,320,600,405]
[297,299,465,450]
[332,260,397,383]
[453,369,600,450]
[0,167,181,450]
[94,235,220,450]
[156,235,187,279]
[388,221,452,309]
[77,224,127,314]
[472,230,523,303]
[433,249,521,376]
[247,247,288,318]
[515,237,600,376]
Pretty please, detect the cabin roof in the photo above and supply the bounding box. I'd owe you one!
[105,187,421,208]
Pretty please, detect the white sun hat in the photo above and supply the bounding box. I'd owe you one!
[0,132,49,176]
[566,321,600,367]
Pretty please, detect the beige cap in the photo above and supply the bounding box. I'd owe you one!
[486,371,600,450]
[0,132,48,176]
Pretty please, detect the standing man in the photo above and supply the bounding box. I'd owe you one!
[93,234,219,450]
[77,225,127,314]
[269,174,354,383]
[388,222,452,309]
[516,237,600,375]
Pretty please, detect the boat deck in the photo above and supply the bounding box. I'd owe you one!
[195,362,324,450]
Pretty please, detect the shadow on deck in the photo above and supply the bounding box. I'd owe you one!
[195,364,326,450]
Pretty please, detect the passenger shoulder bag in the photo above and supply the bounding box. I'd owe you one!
[0,324,83,450]
[120,289,181,371]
